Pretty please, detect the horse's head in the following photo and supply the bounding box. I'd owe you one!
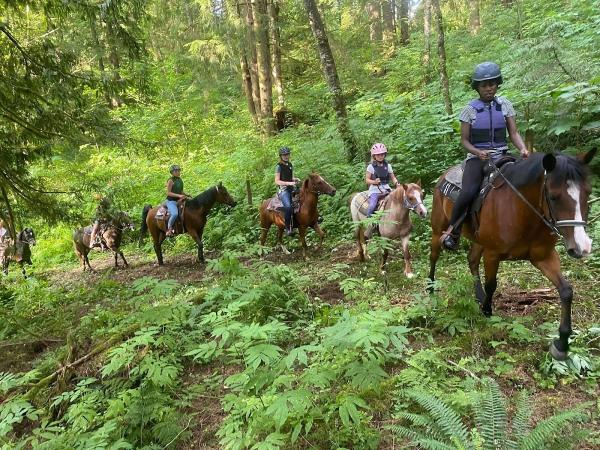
[543,149,596,259]
[215,182,237,207]
[401,183,427,218]
[306,172,336,196]
[18,228,36,246]
[113,212,135,231]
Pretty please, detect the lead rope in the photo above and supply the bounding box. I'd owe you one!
[488,159,561,236]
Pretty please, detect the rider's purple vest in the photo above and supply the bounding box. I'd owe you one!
[370,161,390,185]
[469,98,507,149]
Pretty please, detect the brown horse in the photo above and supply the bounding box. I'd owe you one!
[259,172,336,257]
[141,183,237,265]
[1,228,36,277]
[429,150,596,360]
[350,184,428,276]
[73,212,135,272]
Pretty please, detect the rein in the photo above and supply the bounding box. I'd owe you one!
[489,159,586,237]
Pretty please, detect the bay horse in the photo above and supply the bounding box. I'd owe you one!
[259,172,336,258]
[141,182,237,265]
[1,228,36,277]
[429,149,596,360]
[73,212,135,272]
[350,183,427,276]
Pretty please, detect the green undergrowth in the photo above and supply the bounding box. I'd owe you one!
[1,238,599,449]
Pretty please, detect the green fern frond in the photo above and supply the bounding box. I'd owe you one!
[519,405,588,450]
[389,425,455,450]
[474,378,507,450]
[395,412,448,442]
[506,389,531,450]
[405,389,472,446]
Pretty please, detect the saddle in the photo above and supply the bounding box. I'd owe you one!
[155,201,186,235]
[353,190,390,218]
[266,192,301,214]
[438,156,516,215]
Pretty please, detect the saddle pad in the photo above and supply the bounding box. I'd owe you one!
[266,195,300,214]
[444,164,463,188]
[353,191,388,218]
[156,205,168,218]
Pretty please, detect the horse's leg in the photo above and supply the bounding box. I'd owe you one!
[298,226,309,259]
[260,225,270,247]
[152,231,164,265]
[428,191,447,293]
[187,228,205,264]
[276,227,289,254]
[381,248,389,272]
[21,262,27,279]
[120,251,129,267]
[428,234,442,293]
[532,251,572,361]
[84,251,94,272]
[401,235,414,278]
[313,223,326,250]
[481,252,500,317]
[468,243,485,305]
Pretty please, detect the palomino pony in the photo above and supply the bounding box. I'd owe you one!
[259,172,336,257]
[1,228,36,277]
[429,150,596,360]
[350,184,427,276]
[141,183,237,265]
[73,212,135,272]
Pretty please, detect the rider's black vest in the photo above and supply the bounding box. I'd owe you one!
[371,161,390,185]
[277,161,293,182]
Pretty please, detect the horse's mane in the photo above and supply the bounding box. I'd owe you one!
[503,152,589,188]
[187,186,217,210]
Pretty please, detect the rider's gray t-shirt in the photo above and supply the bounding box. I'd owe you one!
[459,96,516,161]
[366,162,394,194]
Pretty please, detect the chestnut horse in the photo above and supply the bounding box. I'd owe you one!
[429,150,596,360]
[73,212,135,272]
[350,183,427,276]
[141,183,237,265]
[1,228,36,277]
[259,172,336,257]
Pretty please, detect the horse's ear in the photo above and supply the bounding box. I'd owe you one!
[218,181,223,188]
[416,179,422,187]
[578,147,597,165]
[401,183,408,191]
[543,153,557,172]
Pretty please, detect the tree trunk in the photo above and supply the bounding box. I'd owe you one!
[381,0,395,45]
[304,0,358,161]
[366,1,382,41]
[244,2,262,120]
[422,0,432,83]
[398,0,409,45]
[268,0,285,108]
[432,0,452,115]
[88,10,112,107]
[469,0,480,34]
[106,21,124,108]
[240,54,258,123]
[252,0,275,135]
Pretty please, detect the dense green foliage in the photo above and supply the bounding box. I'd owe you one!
[1,0,599,448]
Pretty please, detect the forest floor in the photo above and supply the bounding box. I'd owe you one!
[2,234,599,449]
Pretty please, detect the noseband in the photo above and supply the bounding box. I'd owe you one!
[403,196,424,212]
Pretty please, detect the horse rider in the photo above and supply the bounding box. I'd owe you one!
[165,164,190,237]
[365,143,399,218]
[274,146,301,236]
[90,194,118,249]
[440,61,529,251]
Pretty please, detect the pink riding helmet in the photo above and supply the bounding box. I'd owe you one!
[370,143,387,156]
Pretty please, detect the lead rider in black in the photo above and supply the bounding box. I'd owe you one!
[274,146,301,236]
[441,62,529,250]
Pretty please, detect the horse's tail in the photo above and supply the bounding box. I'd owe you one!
[140,204,152,245]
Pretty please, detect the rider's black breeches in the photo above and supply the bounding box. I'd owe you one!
[449,157,486,232]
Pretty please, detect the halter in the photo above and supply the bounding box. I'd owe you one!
[490,160,587,238]
[403,195,424,212]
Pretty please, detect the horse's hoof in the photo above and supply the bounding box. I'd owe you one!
[549,341,569,361]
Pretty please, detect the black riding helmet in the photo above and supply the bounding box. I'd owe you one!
[471,62,503,89]
[279,146,291,156]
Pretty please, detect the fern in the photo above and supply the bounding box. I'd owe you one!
[474,378,507,450]
[518,404,589,450]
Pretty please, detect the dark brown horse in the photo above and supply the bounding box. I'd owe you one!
[73,212,135,272]
[141,183,237,265]
[429,150,596,360]
[259,172,336,257]
[1,228,36,277]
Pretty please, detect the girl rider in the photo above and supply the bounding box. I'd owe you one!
[274,146,300,236]
[166,165,190,237]
[366,143,399,217]
[441,62,529,251]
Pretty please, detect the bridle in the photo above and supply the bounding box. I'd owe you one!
[490,159,587,237]
[403,195,424,212]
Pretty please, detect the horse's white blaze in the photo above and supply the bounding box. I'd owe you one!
[414,191,428,216]
[567,181,592,255]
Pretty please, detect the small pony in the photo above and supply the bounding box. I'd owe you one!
[259,172,336,257]
[73,212,135,272]
[1,228,36,277]
[351,183,427,276]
